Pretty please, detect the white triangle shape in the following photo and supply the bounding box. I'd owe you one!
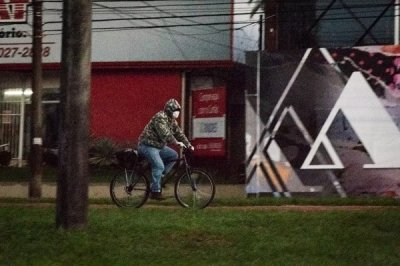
[302,72,400,169]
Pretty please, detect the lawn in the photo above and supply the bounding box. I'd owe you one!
[1,206,400,265]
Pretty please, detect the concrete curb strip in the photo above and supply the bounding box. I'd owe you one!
[0,183,245,199]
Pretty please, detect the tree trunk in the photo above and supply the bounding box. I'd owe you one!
[56,0,92,229]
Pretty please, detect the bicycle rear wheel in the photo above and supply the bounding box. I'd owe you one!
[110,170,149,208]
[174,169,215,209]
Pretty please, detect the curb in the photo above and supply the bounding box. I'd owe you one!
[0,182,245,199]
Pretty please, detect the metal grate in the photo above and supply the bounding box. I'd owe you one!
[0,101,22,160]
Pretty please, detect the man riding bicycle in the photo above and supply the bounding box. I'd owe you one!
[138,99,194,200]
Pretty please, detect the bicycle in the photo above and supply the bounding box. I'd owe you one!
[110,147,215,209]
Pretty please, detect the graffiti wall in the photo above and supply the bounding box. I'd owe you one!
[245,46,400,198]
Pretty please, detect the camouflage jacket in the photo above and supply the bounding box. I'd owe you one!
[139,111,189,149]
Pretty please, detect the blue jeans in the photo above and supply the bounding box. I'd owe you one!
[138,143,178,192]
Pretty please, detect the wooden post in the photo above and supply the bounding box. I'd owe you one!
[56,0,92,229]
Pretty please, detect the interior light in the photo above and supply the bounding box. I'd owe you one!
[24,89,33,96]
[3,89,33,96]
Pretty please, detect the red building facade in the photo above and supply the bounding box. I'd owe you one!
[0,1,255,180]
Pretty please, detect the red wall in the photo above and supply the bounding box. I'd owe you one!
[91,70,182,143]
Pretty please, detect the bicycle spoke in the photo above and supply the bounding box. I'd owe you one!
[174,169,215,209]
[110,170,149,208]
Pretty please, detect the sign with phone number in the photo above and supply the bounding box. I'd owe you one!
[0,46,51,58]
[0,23,59,64]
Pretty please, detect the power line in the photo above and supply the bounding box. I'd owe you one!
[36,0,258,56]
[37,6,400,25]
[17,1,400,13]
[44,11,263,25]
[39,13,400,31]
[3,1,397,51]
[88,1,258,56]
[25,1,400,22]
[44,20,259,34]
[40,2,399,12]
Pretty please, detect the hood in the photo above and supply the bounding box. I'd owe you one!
[164,98,181,117]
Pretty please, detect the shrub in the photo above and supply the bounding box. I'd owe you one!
[88,138,120,167]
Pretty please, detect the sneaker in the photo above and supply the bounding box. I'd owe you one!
[150,191,166,201]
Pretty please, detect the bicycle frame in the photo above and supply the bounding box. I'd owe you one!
[181,153,198,192]
[161,150,198,191]
[124,168,131,186]
[123,169,133,194]
[123,168,143,194]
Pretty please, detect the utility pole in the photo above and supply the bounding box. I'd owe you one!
[259,15,264,51]
[29,0,43,199]
[265,0,278,51]
[395,0,399,44]
[56,0,92,229]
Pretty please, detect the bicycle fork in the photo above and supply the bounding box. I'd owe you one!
[184,165,197,192]
[180,155,196,191]
[124,169,133,195]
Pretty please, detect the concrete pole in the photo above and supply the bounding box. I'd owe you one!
[56,0,92,229]
[29,0,43,199]
[395,0,399,44]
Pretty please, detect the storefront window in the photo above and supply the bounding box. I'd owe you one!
[0,71,60,164]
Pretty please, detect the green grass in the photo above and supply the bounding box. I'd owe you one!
[1,195,400,208]
[1,207,400,265]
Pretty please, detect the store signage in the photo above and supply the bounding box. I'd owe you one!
[0,0,31,23]
[0,0,53,64]
[192,87,226,156]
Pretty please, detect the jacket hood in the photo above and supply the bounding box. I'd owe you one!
[164,98,181,116]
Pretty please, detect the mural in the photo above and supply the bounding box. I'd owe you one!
[245,46,400,198]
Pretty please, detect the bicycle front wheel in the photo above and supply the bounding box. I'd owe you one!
[174,169,215,209]
[110,170,149,208]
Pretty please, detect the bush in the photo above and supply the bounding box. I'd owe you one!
[89,138,121,167]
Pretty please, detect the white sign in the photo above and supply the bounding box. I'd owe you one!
[192,117,225,139]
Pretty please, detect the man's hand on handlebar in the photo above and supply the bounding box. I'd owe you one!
[176,141,186,148]
[176,142,195,151]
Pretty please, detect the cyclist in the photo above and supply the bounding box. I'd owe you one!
[138,98,194,200]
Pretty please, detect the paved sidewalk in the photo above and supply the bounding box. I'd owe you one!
[0,182,245,199]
